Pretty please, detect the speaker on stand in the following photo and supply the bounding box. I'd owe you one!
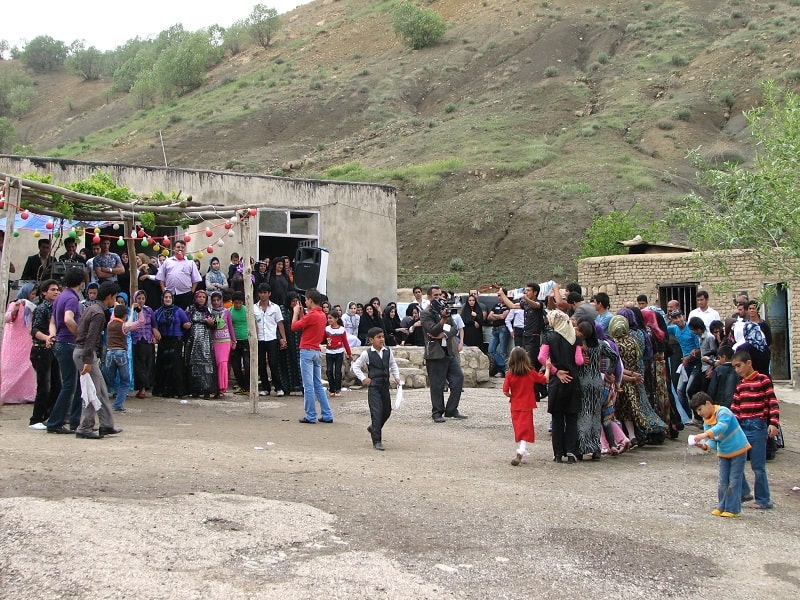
[293,247,329,295]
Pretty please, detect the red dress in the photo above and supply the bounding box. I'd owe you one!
[503,370,547,442]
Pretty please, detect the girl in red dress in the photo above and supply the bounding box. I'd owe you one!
[503,347,550,466]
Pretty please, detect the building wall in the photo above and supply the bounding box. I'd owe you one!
[0,156,397,306]
[578,250,798,383]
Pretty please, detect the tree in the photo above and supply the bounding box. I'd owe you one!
[0,117,15,152]
[392,1,447,50]
[66,46,105,80]
[20,35,68,72]
[152,31,217,97]
[675,81,800,279]
[0,40,9,60]
[7,85,37,117]
[223,20,249,56]
[579,207,666,259]
[247,4,281,49]
[0,70,35,117]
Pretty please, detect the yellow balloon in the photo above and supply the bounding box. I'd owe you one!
[161,249,169,257]
[153,244,160,252]
[34,231,41,238]
[196,251,204,259]
[94,228,101,234]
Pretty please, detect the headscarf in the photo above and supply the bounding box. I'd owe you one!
[207,257,225,285]
[608,315,630,340]
[155,290,177,328]
[209,291,225,316]
[641,309,666,342]
[547,309,575,345]
[617,308,638,330]
[15,283,36,326]
[743,321,767,352]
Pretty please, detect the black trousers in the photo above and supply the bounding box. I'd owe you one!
[550,411,578,460]
[132,340,155,391]
[368,383,392,443]
[153,336,185,397]
[258,339,282,392]
[231,340,250,390]
[29,346,61,425]
[326,352,344,393]
[426,355,463,418]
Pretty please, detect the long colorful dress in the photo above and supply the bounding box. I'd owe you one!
[211,306,236,394]
[1,290,38,404]
[576,340,618,456]
[277,297,303,394]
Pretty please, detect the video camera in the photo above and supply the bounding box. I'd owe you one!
[431,296,462,316]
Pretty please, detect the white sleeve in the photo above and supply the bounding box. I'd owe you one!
[351,350,370,382]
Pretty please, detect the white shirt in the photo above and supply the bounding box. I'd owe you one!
[343,311,360,337]
[351,346,400,382]
[253,301,283,341]
[687,306,721,329]
[506,307,524,334]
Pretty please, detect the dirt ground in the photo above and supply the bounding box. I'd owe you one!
[1,381,799,599]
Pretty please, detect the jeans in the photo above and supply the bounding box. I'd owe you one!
[104,349,130,410]
[676,359,702,422]
[74,347,114,434]
[45,341,82,430]
[299,349,333,422]
[488,327,510,375]
[739,418,772,507]
[718,452,747,514]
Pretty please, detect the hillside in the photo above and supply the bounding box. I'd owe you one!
[4,0,800,288]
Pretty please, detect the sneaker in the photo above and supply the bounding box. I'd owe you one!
[259,390,268,396]
[29,422,47,430]
[511,453,523,466]
[275,390,285,397]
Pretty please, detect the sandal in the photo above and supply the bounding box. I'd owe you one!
[748,503,774,510]
[609,446,620,457]
[741,494,754,502]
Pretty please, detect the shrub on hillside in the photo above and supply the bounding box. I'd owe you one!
[392,2,447,50]
[20,35,67,72]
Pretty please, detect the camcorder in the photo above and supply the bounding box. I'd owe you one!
[431,296,462,316]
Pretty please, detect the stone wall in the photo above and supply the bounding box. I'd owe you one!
[578,250,798,383]
[322,346,491,389]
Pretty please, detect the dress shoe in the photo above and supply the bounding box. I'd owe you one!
[99,427,123,436]
[432,415,446,423]
[446,412,468,420]
[75,431,103,439]
[47,426,73,434]
[299,417,317,424]
[373,442,385,451]
[320,419,334,423]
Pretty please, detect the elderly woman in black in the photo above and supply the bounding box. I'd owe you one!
[538,309,584,463]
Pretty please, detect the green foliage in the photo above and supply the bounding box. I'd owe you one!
[7,85,37,117]
[544,65,559,77]
[0,70,35,117]
[0,117,15,152]
[65,172,134,202]
[449,258,465,272]
[248,4,282,49]
[65,46,104,80]
[129,72,158,108]
[579,207,666,259]
[139,212,156,231]
[673,81,800,279]
[112,43,158,93]
[223,20,250,55]
[392,1,447,50]
[20,35,68,72]
[442,272,463,291]
[444,102,456,113]
[153,30,223,97]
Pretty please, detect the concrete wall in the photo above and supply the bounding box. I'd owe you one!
[578,250,798,383]
[0,156,397,306]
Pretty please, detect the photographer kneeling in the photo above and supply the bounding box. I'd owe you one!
[421,285,467,423]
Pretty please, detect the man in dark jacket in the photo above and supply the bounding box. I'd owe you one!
[421,285,466,423]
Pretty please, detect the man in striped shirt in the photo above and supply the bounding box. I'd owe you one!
[731,349,780,510]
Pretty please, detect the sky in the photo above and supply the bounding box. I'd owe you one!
[4,1,311,52]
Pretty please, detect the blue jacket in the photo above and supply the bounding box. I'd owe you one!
[703,405,751,458]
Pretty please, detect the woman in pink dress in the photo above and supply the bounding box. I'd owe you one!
[2,283,39,404]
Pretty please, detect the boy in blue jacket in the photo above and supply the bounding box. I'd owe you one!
[707,345,739,408]
[690,391,751,518]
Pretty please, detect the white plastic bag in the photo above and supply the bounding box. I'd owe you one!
[80,373,102,410]
[394,383,404,409]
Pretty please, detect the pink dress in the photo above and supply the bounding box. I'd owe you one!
[1,300,38,404]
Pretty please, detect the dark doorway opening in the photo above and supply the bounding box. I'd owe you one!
[257,236,314,264]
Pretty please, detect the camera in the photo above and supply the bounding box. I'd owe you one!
[431,297,461,316]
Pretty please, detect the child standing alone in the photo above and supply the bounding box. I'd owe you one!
[325,310,352,397]
[351,327,401,451]
[503,346,550,465]
[690,391,751,518]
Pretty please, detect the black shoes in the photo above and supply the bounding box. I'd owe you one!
[99,427,123,436]
[299,418,317,424]
[432,415,446,423]
[373,442,385,451]
[320,419,334,424]
[75,431,103,439]
[446,412,468,420]
[47,426,73,434]
[367,425,373,434]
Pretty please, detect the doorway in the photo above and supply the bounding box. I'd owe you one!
[764,283,791,380]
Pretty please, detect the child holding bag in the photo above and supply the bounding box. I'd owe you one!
[503,346,550,466]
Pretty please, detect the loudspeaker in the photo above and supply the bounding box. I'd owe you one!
[294,247,329,294]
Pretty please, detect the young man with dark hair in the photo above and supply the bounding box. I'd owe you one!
[291,288,334,423]
[593,292,612,334]
[254,283,287,397]
[28,279,61,429]
[688,290,721,329]
[636,294,648,310]
[21,238,55,281]
[229,291,250,394]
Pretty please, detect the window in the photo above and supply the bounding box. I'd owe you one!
[658,283,698,313]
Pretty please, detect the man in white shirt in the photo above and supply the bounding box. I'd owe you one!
[253,283,287,397]
[687,290,721,329]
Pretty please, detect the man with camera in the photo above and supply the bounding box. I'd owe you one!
[421,285,466,423]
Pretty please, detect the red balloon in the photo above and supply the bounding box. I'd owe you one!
[93,235,101,244]
[162,236,171,247]
[45,221,54,230]
[205,228,213,237]
[224,222,232,230]
[137,229,146,238]
[248,208,257,217]
[183,235,191,243]
[20,211,29,220]
[206,246,214,254]
[147,238,155,246]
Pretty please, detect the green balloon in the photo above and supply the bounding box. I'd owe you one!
[13,231,19,237]
[117,238,125,247]
[186,254,194,260]
[141,239,149,247]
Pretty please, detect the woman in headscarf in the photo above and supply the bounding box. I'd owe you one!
[538,309,583,463]
[642,307,673,436]
[1,283,39,404]
[575,319,619,459]
[268,258,293,306]
[136,253,161,310]
[357,303,383,346]
[608,314,667,446]
[253,260,270,290]
[461,294,485,350]
[595,322,630,455]
[131,289,158,399]
[209,290,236,397]
[277,291,303,394]
[737,320,771,376]
[382,304,402,346]
[185,289,217,398]
[205,256,228,293]
[153,290,190,398]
